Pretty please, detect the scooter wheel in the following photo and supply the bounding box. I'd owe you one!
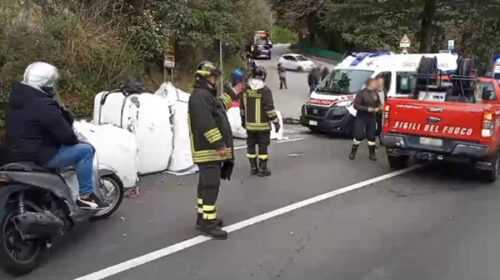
[0,204,43,275]
[92,174,124,220]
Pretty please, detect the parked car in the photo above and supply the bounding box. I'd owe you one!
[382,57,500,181]
[279,54,316,72]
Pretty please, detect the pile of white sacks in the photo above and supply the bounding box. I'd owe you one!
[76,82,284,189]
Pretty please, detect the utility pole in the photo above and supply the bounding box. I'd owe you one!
[220,40,224,94]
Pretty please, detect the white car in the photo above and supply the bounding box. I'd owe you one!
[279,54,316,72]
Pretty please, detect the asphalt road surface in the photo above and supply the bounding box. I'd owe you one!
[3,46,500,280]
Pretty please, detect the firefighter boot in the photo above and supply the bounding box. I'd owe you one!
[199,219,228,240]
[196,214,223,229]
[369,145,377,161]
[349,144,359,160]
[258,159,271,177]
[249,158,259,176]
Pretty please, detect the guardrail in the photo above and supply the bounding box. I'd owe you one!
[295,43,346,62]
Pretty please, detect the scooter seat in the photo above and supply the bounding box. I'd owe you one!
[0,162,50,172]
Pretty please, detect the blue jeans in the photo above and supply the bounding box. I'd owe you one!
[45,144,94,195]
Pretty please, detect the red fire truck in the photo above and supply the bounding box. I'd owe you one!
[381,57,500,181]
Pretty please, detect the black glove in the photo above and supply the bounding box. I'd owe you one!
[221,160,234,180]
[273,121,281,133]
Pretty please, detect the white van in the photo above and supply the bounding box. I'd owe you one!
[300,52,458,135]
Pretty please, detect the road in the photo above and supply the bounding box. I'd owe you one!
[3,45,500,280]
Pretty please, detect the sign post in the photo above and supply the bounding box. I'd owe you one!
[399,34,411,54]
[447,40,455,52]
[163,38,175,83]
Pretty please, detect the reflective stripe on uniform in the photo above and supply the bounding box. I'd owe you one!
[192,147,233,163]
[368,141,376,146]
[353,139,361,145]
[255,98,261,123]
[203,212,217,220]
[258,154,268,160]
[203,204,217,220]
[266,109,277,119]
[204,128,223,144]
[221,92,232,109]
[202,205,216,211]
[246,122,271,131]
[247,153,257,158]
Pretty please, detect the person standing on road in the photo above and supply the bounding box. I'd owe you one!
[240,66,280,177]
[375,74,387,137]
[188,61,243,240]
[278,63,287,90]
[349,78,381,161]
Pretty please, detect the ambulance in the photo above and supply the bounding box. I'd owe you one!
[300,52,459,135]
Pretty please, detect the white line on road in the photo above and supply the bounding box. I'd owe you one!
[74,164,420,280]
[234,137,304,150]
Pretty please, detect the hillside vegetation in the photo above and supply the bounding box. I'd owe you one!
[0,0,273,136]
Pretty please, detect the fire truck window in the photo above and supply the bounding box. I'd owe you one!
[379,72,391,93]
[397,73,416,94]
[476,82,496,101]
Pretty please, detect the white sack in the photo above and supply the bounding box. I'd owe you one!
[227,106,247,139]
[93,92,173,175]
[122,94,173,174]
[73,121,139,189]
[226,107,284,140]
[93,91,126,126]
[155,83,198,175]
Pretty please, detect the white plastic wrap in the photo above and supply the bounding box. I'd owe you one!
[93,91,126,126]
[93,91,173,174]
[227,106,247,139]
[226,107,284,140]
[155,83,198,175]
[73,121,139,189]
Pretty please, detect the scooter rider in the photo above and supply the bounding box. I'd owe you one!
[4,62,108,209]
[189,61,243,240]
[349,78,381,161]
[240,66,280,176]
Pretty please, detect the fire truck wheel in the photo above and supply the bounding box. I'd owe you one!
[387,155,409,170]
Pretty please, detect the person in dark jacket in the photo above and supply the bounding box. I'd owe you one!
[308,67,320,93]
[349,78,381,161]
[321,66,330,81]
[188,61,243,240]
[278,63,287,90]
[4,62,107,209]
[240,66,280,176]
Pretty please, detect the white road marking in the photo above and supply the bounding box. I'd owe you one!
[74,164,419,280]
[234,137,304,150]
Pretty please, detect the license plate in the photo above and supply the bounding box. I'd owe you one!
[419,137,443,147]
[309,120,318,126]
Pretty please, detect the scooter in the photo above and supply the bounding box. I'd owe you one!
[0,141,124,275]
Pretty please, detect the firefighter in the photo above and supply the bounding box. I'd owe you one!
[188,61,243,240]
[240,66,280,177]
[349,78,381,161]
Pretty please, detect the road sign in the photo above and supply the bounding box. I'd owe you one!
[399,34,411,48]
[164,54,175,69]
[448,40,455,51]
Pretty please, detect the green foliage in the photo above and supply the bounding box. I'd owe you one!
[272,0,500,64]
[271,26,298,44]
[0,0,273,135]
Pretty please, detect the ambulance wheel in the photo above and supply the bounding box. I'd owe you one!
[387,155,409,170]
[482,154,499,183]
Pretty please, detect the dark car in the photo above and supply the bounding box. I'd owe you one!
[300,69,374,136]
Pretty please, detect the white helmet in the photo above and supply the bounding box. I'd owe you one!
[23,62,60,89]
